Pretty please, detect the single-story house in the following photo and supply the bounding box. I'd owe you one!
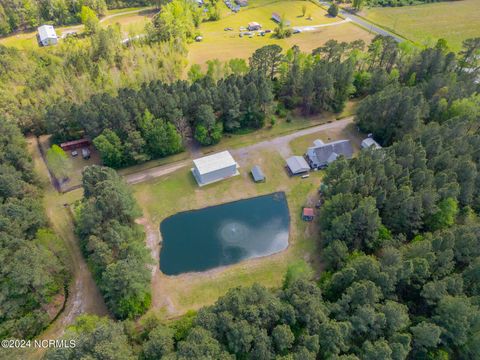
[60,138,91,151]
[302,207,314,221]
[192,151,239,186]
[235,0,248,6]
[305,139,353,169]
[251,165,266,182]
[361,137,382,149]
[247,22,262,31]
[286,156,310,175]
[271,13,290,26]
[37,25,58,46]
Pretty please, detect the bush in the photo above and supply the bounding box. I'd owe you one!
[328,4,339,17]
[276,103,287,118]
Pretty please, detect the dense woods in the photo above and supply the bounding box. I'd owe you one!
[0,25,186,134]
[0,121,68,340]
[46,36,480,359]
[75,165,151,319]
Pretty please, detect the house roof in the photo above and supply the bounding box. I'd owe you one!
[303,208,314,216]
[361,138,382,149]
[248,22,260,27]
[308,140,353,166]
[38,25,57,40]
[193,151,238,175]
[286,156,310,174]
[251,165,265,181]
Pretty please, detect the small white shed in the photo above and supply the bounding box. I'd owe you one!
[38,25,58,46]
[192,151,240,186]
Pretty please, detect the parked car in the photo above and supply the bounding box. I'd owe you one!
[71,150,78,157]
[81,148,90,160]
[301,174,310,179]
[224,27,233,31]
[293,29,302,34]
[264,29,272,33]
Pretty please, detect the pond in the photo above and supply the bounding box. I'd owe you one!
[160,192,290,275]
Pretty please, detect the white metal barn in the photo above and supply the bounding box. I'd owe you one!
[37,25,58,46]
[192,151,240,186]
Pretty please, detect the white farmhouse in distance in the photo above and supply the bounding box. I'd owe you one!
[192,151,240,186]
[37,25,58,46]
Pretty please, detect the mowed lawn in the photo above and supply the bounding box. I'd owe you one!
[133,147,324,316]
[188,0,374,64]
[362,0,480,51]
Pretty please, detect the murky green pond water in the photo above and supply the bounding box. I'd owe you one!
[160,192,290,275]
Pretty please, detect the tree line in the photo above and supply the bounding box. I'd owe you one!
[0,121,68,341]
[0,22,187,135]
[75,165,152,319]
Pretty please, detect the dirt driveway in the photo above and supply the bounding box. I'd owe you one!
[124,117,353,185]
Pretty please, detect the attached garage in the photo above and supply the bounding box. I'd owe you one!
[286,156,310,175]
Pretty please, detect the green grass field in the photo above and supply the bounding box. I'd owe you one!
[188,0,374,64]
[361,0,480,51]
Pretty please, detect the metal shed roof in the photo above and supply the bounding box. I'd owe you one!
[251,165,265,182]
[193,151,238,175]
[361,138,382,149]
[286,156,310,174]
[38,25,57,40]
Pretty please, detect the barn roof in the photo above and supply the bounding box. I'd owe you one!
[38,25,57,40]
[193,151,238,175]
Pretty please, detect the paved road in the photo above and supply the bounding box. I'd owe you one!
[318,1,403,43]
[124,117,354,185]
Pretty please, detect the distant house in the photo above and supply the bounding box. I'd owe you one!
[247,22,262,31]
[302,208,314,221]
[192,151,240,186]
[271,13,290,26]
[361,137,382,149]
[60,139,90,152]
[251,165,266,182]
[37,25,58,46]
[305,139,353,169]
[286,156,310,175]
[235,0,248,6]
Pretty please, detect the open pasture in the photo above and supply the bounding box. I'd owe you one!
[188,0,374,64]
[361,0,480,51]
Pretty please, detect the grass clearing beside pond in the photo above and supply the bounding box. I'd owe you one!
[361,0,480,52]
[134,147,324,316]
